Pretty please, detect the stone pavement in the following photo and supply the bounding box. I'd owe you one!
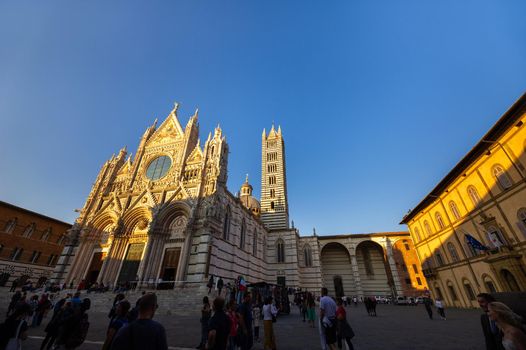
[1,300,486,350]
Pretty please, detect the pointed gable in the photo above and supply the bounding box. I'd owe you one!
[147,103,184,145]
[186,142,203,164]
[117,155,133,175]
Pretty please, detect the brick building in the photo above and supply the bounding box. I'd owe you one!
[0,201,71,287]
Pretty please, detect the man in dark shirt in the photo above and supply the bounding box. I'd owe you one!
[111,293,168,350]
[477,293,504,350]
[237,293,253,350]
[207,297,230,350]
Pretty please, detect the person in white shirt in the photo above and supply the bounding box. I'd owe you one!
[435,298,446,320]
[262,296,277,350]
[320,288,337,350]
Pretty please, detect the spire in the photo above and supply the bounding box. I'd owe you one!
[206,132,212,142]
[269,124,277,138]
[171,101,179,115]
[262,128,266,139]
[214,124,222,137]
[153,118,158,128]
[277,125,282,135]
[245,173,249,183]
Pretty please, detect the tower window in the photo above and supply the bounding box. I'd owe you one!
[270,189,275,198]
[267,152,277,161]
[269,176,276,185]
[270,201,275,209]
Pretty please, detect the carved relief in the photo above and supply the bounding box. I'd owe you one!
[169,216,188,239]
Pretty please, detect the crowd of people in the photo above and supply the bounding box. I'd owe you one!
[1,290,91,350]
[1,281,526,350]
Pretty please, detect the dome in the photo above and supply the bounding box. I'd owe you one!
[240,174,253,196]
[239,175,260,217]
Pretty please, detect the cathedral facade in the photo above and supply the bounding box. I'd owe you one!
[52,103,426,298]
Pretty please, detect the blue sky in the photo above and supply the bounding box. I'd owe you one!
[0,1,525,236]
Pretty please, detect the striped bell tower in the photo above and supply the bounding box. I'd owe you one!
[261,125,289,230]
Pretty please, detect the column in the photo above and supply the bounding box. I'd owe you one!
[384,239,403,296]
[141,235,166,284]
[175,229,194,284]
[100,237,128,286]
[349,249,363,298]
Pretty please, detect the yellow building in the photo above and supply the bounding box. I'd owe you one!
[401,93,526,308]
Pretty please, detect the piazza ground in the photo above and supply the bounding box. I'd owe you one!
[1,297,485,350]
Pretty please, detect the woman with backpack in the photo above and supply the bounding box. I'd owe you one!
[335,298,355,350]
[54,298,91,350]
[0,303,31,350]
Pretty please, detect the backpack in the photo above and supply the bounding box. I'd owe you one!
[64,313,90,348]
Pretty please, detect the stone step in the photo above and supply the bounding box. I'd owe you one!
[0,283,224,316]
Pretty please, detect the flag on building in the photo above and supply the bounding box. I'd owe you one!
[487,231,504,248]
[465,234,489,251]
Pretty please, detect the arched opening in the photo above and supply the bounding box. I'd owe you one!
[500,269,520,292]
[462,279,476,301]
[117,208,151,285]
[482,274,498,294]
[446,280,459,304]
[355,241,391,296]
[320,243,354,298]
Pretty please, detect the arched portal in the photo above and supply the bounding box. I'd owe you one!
[355,240,391,296]
[500,269,520,292]
[320,242,354,298]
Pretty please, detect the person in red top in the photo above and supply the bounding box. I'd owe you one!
[335,298,355,350]
[227,300,239,350]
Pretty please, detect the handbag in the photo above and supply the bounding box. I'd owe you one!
[5,319,25,350]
